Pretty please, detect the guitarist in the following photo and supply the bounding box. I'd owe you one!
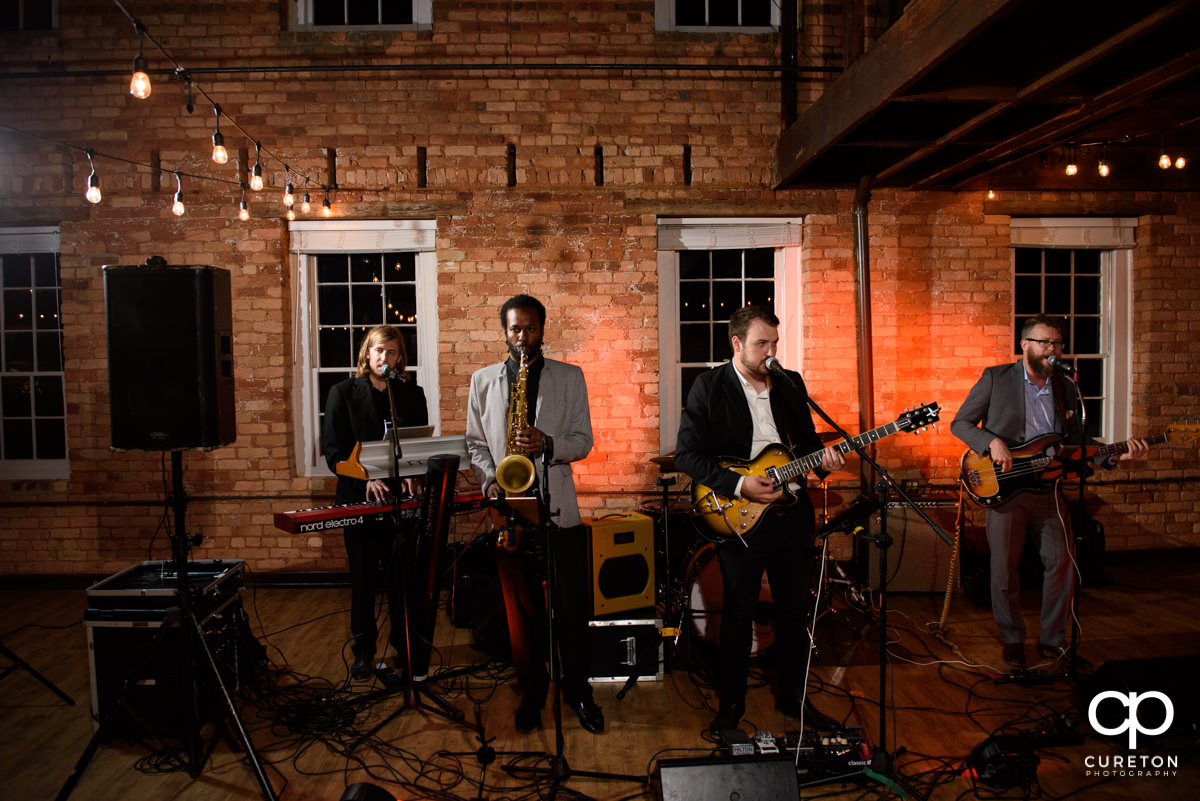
[676,305,844,736]
[950,314,1147,669]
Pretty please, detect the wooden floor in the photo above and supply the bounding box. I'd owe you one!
[3,555,1198,801]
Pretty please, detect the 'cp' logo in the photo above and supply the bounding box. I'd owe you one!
[1088,691,1174,749]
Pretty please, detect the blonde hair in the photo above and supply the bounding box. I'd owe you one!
[354,325,407,378]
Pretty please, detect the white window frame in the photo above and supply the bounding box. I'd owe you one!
[0,227,67,481]
[291,0,432,31]
[655,0,779,32]
[1010,217,1135,443]
[657,217,803,453]
[289,219,439,478]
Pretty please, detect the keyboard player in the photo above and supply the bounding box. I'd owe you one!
[323,324,428,681]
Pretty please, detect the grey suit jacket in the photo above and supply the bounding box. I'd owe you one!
[951,360,1078,456]
[465,357,593,528]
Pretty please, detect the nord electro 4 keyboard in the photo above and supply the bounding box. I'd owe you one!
[273,491,485,534]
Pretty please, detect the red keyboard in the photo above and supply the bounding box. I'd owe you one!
[274,491,485,534]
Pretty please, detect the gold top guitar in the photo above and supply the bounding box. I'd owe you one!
[960,422,1200,508]
[691,403,940,542]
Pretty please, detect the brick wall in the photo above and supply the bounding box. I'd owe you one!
[1,3,1197,576]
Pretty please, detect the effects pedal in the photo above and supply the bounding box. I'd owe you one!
[754,730,780,755]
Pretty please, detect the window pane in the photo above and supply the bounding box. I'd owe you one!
[745,280,773,308]
[316,254,348,283]
[382,3,414,24]
[710,0,739,26]
[680,323,709,362]
[1074,276,1100,313]
[712,323,732,362]
[313,0,345,25]
[385,251,416,281]
[745,248,773,278]
[348,0,377,25]
[352,285,383,325]
[3,420,32,459]
[1082,398,1102,440]
[350,253,383,283]
[34,376,64,416]
[742,0,771,25]
[1043,275,1071,314]
[33,253,58,286]
[34,289,59,329]
[2,375,31,416]
[35,419,65,459]
[1014,248,1040,274]
[2,254,32,286]
[317,285,350,325]
[4,288,33,330]
[1044,250,1071,273]
[675,1,705,26]
[319,327,352,368]
[711,282,741,321]
[679,282,710,322]
[1074,249,1101,274]
[1014,275,1042,314]
[711,250,741,279]
[679,250,709,279]
[4,332,33,372]
[1077,359,1103,397]
[36,332,62,371]
[1074,317,1100,354]
[385,284,416,326]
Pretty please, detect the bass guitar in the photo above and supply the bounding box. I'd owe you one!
[959,423,1200,508]
[691,402,940,541]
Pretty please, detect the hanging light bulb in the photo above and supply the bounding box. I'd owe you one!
[84,150,102,204]
[322,192,332,216]
[250,142,264,191]
[129,27,152,99]
[172,171,185,216]
[283,173,295,207]
[986,179,996,200]
[211,105,228,165]
[301,191,311,214]
[286,207,296,221]
[1097,146,1110,177]
[1175,154,1187,169]
[1065,151,1078,176]
[238,183,250,221]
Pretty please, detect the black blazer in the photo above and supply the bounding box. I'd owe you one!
[675,362,826,501]
[323,375,428,504]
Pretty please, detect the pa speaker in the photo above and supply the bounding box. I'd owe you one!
[656,755,799,801]
[104,263,235,450]
[585,513,654,616]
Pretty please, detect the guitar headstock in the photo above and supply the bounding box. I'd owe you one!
[897,402,941,433]
[1166,420,1200,445]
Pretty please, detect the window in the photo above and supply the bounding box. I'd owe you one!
[656,0,778,31]
[1010,218,1135,443]
[0,0,55,32]
[293,0,432,30]
[0,228,67,480]
[657,218,803,452]
[290,220,439,477]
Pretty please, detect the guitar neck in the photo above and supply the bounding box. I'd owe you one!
[1061,432,1168,460]
[774,421,905,482]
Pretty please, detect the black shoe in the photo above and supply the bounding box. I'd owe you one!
[1003,642,1027,669]
[778,696,839,731]
[568,698,605,734]
[708,701,745,737]
[350,654,374,681]
[1037,641,1092,670]
[514,703,542,733]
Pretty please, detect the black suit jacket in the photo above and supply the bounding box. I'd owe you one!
[675,362,826,504]
[323,375,429,504]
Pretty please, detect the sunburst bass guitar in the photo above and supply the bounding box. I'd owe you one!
[691,402,940,541]
[959,422,1200,508]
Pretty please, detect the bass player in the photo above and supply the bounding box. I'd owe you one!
[951,313,1147,669]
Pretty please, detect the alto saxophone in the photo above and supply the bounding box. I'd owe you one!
[495,352,536,495]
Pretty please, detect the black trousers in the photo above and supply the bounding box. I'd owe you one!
[344,517,420,662]
[714,507,817,706]
[496,524,594,709]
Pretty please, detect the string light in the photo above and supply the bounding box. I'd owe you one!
[986,178,996,200]
[1175,154,1187,169]
[172,171,185,216]
[286,207,296,220]
[1098,146,1110,177]
[322,191,332,216]
[84,150,102,204]
[301,191,311,214]
[1158,134,1172,169]
[129,23,152,99]
[283,168,295,207]
[211,105,228,165]
[250,142,264,190]
[238,183,250,221]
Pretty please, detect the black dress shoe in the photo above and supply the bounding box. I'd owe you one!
[778,696,839,731]
[1002,642,1027,668]
[514,704,542,733]
[569,698,605,734]
[350,654,374,681]
[707,701,745,736]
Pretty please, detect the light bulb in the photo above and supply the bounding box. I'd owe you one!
[212,131,228,165]
[1176,155,1186,169]
[130,54,152,99]
[986,188,995,200]
[1098,160,1110,177]
[283,181,295,207]
[172,193,185,216]
[85,172,102,204]
[301,192,311,214]
[1065,161,1078,176]
[286,207,295,220]
[250,163,263,191]
[238,202,250,221]
[1159,152,1172,170]
[322,196,332,216]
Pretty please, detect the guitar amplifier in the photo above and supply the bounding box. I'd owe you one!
[864,501,961,593]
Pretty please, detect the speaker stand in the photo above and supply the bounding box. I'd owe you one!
[0,640,75,706]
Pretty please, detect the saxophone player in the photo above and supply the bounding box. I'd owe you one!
[465,294,603,734]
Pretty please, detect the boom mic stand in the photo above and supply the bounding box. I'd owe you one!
[56,450,277,801]
[801,390,950,797]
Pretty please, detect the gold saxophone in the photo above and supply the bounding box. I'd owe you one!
[495,352,536,495]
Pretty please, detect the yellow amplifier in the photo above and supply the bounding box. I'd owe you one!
[584,512,655,617]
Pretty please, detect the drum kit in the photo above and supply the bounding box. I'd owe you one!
[642,449,866,664]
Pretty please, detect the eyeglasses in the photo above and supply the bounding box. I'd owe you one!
[1024,338,1064,347]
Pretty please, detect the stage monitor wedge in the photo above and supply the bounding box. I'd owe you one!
[104,262,236,450]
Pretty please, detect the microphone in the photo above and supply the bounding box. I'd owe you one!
[1045,354,1073,375]
[380,364,405,381]
[763,356,786,374]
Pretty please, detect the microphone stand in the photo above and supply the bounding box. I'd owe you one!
[1055,370,1090,683]
[774,366,947,796]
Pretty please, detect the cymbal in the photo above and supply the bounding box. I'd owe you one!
[817,470,857,484]
[649,454,677,472]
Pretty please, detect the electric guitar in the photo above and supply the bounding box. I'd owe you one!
[691,402,940,541]
[959,423,1200,508]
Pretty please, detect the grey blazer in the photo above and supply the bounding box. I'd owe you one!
[951,360,1078,456]
[465,357,594,528]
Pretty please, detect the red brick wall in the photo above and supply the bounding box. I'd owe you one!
[1,3,1197,576]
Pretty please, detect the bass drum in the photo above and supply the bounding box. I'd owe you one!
[685,542,774,656]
